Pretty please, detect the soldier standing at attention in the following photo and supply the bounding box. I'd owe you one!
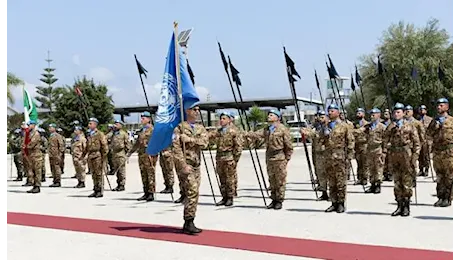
[37,128,48,182]
[301,110,329,201]
[110,120,131,191]
[364,108,386,194]
[404,105,425,187]
[417,105,432,177]
[353,108,369,185]
[57,128,66,175]
[246,109,293,210]
[208,111,243,207]
[127,112,157,202]
[11,129,24,181]
[385,103,420,217]
[23,120,43,194]
[48,124,65,187]
[321,105,354,213]
[72,126,87,188]
[427,98,453,207]
[106,124,115,175]
[382,108,392,181]
[20,122,33,186]
[84,118,108,198]
[228,112,242,195]
[159,145,175,194]
[172,103,209,235]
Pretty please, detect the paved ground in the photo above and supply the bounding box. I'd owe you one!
[7,148,453,260]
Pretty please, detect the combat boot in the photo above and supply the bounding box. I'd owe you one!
[137,188,148,201]
[391,200,403,216]
[365,184,375,194]
[401,198,410,217]
[14,176,23,182]
[336,202,345,213]
[267,200,276,209]
[22,182,32,187]
[216,197,227,206]
[440,198,451,207]
[183,218,202,235]
[159,186,173,194]
[325,203,336,213]
[41,175,46,182]
[74,181,85,188]
[225,197,233,207]
[27,186,40,194]
[374,183,381,194]
[317,191,329,201]
[88,190,97,198]
[274,201,282,210]
[95,189,103,198]
[434,198,443,207]
[145,192,154,202]
[174,195,185,204]
[49,182,61,187]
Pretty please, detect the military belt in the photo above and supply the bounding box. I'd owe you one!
[389,145,409,152]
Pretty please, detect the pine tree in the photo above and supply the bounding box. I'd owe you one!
[35,51,58,117]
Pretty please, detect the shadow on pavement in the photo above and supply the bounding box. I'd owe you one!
[285,208,327,213]
[346,210,389,216]
[413,216,453,221]
[112,226,183,234]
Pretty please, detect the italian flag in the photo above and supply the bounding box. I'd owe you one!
[23,86,38,123]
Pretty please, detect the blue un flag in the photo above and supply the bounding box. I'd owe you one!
[146,32,200,156]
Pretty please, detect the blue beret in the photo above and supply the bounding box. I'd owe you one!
[328,104,340,111]
[74,126,82,131]
[419,105,427,110]
[268,109,281,117]
[356,108,365,113]
[89,117,99,123]
[316,110,326,116]
[184,100,200,110]
[393,103,405,110]
[229,112,236,118]
[48,123,57,128]
[28,120,37,125]
[369,108,381,114]
[219,111,232,118]
[437,98,449,104]
[404,105,413,111]
[140,111,151,118]
[114,120,124,125]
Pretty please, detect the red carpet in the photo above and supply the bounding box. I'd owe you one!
[8,212,452,260]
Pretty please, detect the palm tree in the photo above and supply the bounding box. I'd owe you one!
[7,72,24,113]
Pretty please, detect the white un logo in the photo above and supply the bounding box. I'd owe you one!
[156,73,179,124]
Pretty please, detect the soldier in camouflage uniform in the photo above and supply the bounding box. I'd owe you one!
[23,120,43,193]
[404,105,425,187]
[57,128,66,175]
[246,109,293,210]
[110,120,131,191]
[20,122,33,186]
[84,118,109,198]
[159,146,175,194]
[385,103,420,217]
[36,128,48,182]
[320,104,355,213]
[208,111,243,206]
[228,112,242,195]
[364,108,386,194]
[353,108,368,185]
[106,125,115,175]
[72,126,87,188]
[172,103,209,235]
[48,124,65,187]
[382,108,392,181]
[301,110,329,201]
[427,98,453,207]
[340,111,354,180]
[128,112,157,202]
[418,105,432,177]
[11,129,24,181]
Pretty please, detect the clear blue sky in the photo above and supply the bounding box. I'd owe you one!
[8,0,453,117]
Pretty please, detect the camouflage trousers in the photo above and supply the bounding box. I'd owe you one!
[42,153,46,177]
[107,152,113,173]
[419,141,432,172]
[61,153,65,173]
[313,152,327,192]
[433,148,453,201]
[139,154,157,193]
[88,156,104,192]
[367,148,384,184]
[356,146,368,184]
[216,159,237,198]
[72,156,86,182]
[159,152,175,187]
[13,153,23,178]
[181,166,201,220]
[49,156,62,183]
[388,149,413,200]
[325,155,347,203]
[112,155,126,186]
[26,153,43,187]
[267,160,288,202]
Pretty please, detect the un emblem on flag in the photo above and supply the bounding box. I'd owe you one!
[156,73,179,124]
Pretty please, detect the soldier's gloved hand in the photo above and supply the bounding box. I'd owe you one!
[180,134,194,143]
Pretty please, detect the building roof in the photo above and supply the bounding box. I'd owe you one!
[114,97,323,116]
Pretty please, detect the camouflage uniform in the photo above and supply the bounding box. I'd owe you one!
[302,125,328,200]
[321,119,354,212]
[229,123,242,194]
[385,118,420,216]
[129,124,157,200]
[382,118,392,181]
[159,146,175,192]
[60,134,66,174]
[110,129,131,189]
[48,132,65,185]
[40,134,48,180]
[10,135,24,180]
[406,116,425,184]
[364,120,386,192]
[353,119,368,184]
[172,122,209,221]
[25,129,43,192]
[106,131,114,174]
[208,125,243,206]
[419,115,433,176]
[84,129,108,197]
[71,133,87,187]
[427,115,453,206]
[247,123,293,209]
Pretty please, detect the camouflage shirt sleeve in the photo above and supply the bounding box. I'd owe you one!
[58,134,65,153]
[283,126,294,161]
[124,131,132,153]
[411,125,421,156]
[100,132,109,157]
[346,124,355,159]
[417,121,426,144]
[194,125,209,149]
[172,126,187,171]
[232,129,244,163]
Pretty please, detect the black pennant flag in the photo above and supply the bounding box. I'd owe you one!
[283,47,301,80]
[377,55,384,75]
[355,65,362,86]
[314,70,321,90]
[327,54,339,78]
[228,56,242,86]
[438,62,446,81]
[350,74,356,91]
[134,54,148,78]
[218,42,228,71]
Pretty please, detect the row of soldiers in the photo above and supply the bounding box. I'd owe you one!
[11,98,452,235]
